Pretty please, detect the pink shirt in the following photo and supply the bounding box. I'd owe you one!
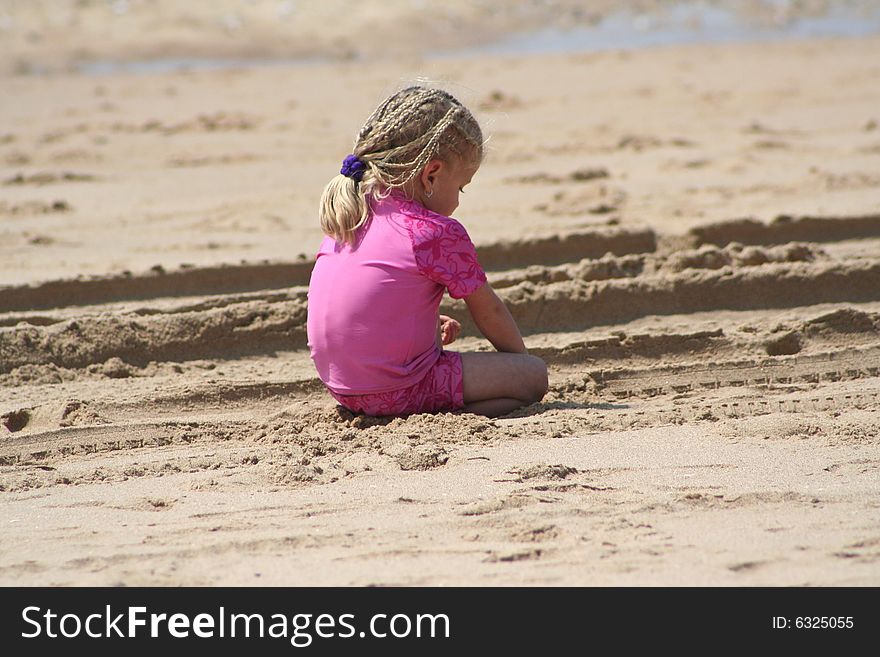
[307,191,487,394]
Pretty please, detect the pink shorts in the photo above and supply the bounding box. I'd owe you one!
[328,351,465,417]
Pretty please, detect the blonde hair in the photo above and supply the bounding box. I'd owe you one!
[319,86,484,244]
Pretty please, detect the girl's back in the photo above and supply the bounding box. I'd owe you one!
[308,191,485,395]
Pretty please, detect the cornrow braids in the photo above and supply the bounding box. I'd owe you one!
[319,86,484,245]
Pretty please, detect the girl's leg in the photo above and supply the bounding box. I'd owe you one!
[460,352,548,417]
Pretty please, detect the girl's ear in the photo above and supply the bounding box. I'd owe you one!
[420,159,444,189]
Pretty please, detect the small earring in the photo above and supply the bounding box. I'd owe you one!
[425,189,433,198]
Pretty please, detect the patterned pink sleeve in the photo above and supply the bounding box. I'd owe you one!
[409,216,487,299]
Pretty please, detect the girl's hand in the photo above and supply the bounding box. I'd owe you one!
[439,315,461,345]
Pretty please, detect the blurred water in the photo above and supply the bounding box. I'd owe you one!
[456,2,880,57]
[77,1,880,75]
[79,55,328,75]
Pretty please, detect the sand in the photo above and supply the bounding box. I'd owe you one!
[1,4,880,585]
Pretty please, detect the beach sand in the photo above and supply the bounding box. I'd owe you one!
[1,3,879,585]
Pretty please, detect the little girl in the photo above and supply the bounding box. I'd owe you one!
[307,86,548,418]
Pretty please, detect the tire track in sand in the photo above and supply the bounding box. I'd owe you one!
[2,212,879,497]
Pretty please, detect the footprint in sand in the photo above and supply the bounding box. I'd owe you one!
[3,151,31,165]
[50,149,104,164]
[616,134,696,151]
[166,153,261,168]
[3,171,97,186]
[0,200,72,216]
[753,139,789,150]
[505,167,609,185]
[1,408,31,433]
[478,90,523,112]
[533,185,627,217]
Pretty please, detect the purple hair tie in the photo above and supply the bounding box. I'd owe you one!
[340,154,366,183]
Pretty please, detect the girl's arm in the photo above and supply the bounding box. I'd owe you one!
[464,283,527,354]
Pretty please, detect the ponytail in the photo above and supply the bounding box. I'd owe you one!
[319,173,369,245]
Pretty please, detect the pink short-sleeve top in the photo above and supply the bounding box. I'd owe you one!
[306,191,487,395]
